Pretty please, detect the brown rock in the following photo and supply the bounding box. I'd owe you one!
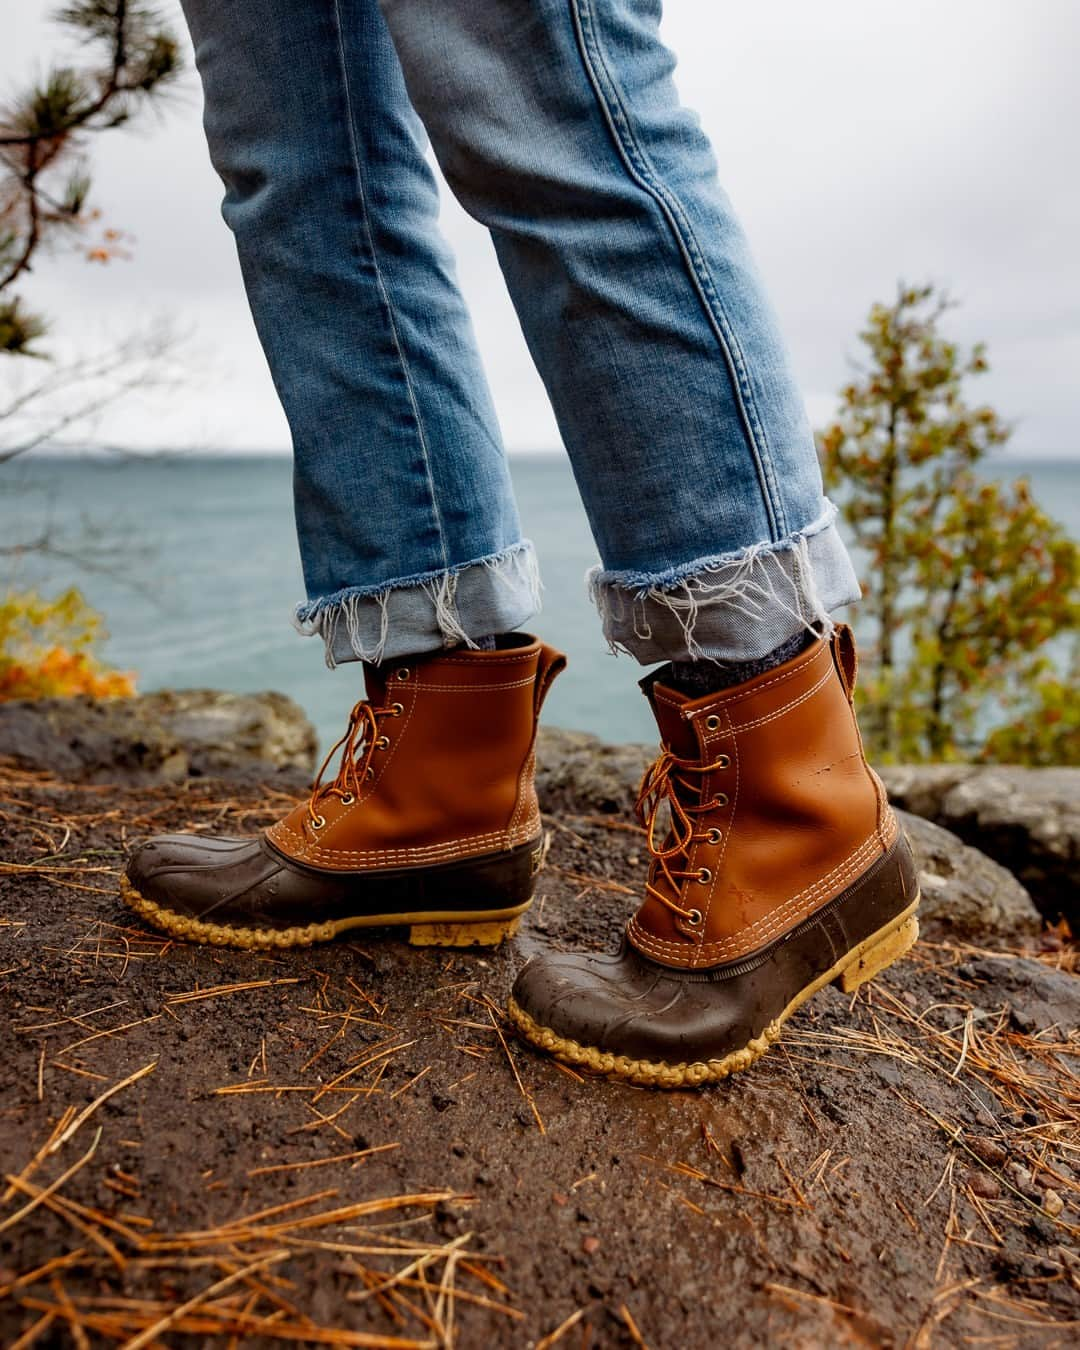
[881,764,1079,927]
[967,1137,1009,1169]
[0,689,317,783]
[965,1170,1002,1200]
[894,812,1041,943]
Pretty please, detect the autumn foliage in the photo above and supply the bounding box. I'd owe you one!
[0,588,135,701]
[820,284,1079,764]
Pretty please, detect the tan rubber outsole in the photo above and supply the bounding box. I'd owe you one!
[507,895,921,1089]
[120,877,529,950]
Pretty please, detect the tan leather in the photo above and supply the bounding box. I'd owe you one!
[627,624,897,970]
[268,636,566,871]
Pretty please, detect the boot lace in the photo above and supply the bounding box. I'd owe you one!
[306,697,399,828]
[634,746,730,926]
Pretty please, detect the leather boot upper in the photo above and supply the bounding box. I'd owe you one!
[627,624,896,970]
[267,635,566,871]
[123,634,567,941]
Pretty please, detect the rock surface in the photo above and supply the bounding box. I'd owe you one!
[895,810,1041,942]
[538,727,1044,943]
[535,725,653,815]
[1,759,1077,1346]
[881,764,1079,928]
[0,689,317,783]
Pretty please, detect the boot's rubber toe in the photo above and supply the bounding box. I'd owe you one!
[508,943,773,1087]
[509,839,921,1089]
[123,833,540,951]
[123,834,347,949]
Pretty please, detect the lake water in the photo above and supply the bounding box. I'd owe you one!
[2,453,1077,753]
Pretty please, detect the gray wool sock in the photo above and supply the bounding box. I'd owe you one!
[668,626,818,699]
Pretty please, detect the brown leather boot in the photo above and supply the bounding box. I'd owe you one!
[509,625,919,1088]
[122,634,565,949]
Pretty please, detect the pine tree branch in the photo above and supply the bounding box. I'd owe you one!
[0,2,180,337]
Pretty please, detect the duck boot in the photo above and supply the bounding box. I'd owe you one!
[509,624,919,1087]
[122,634,566,949]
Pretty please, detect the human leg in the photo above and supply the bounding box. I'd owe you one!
[375,0,916,1079]
[182,0,538,665]
[124,0,566,949]
[378,0,860,663]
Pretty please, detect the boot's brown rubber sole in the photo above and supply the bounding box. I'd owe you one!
[120,876,529,950]
[506,894,920,1089]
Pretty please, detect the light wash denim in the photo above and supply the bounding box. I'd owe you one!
[180,0,860,666]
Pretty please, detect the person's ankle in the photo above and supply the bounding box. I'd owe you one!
[666,624,820,698]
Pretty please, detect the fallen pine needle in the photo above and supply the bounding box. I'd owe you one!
[164,978,300,1005]
[8,1309,55,1350]
[57,1018,161,1058]
[0,1248,88,1301]
[486,1004,544,1135]
[49,1061,157,1155]
[117,1249,292,1350]
[390,1066,432,1100]
[620,1302,649,1348]
[0,1129,102,1237]
[247,1143,400,1178]
[536,1306,587,1348]
[764,1282,861,1316]
[348,1233,471,1307]
[3,1176,127,1268]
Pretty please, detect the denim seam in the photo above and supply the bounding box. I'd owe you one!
[330,0,448,570]
[567,0,786,539]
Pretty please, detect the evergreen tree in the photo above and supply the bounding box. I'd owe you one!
[820,284,1078,763]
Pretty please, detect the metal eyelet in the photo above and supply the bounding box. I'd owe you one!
[713,792,729,808]
[687,909,704,927]
[339,794,354,806]
[706,827,722,844]
[375,735,390,750]
[715,754,731,769]
[390,702,404,716]
[311,814,326,830]
[396,667,410,681]
[705,714,721,731]
[697,867,712,884]
[366,766,376,780]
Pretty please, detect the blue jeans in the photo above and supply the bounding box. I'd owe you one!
[181,0,860,666]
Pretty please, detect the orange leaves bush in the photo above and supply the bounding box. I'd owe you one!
[0,588,135,701]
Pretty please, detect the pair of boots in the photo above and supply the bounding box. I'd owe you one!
[124,630,919,1088]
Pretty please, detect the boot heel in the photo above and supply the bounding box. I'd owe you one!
[836,906,920,993]
[408,913,524,948]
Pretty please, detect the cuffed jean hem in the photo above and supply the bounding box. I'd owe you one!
[293,540,542,668]
[586,501,862,665]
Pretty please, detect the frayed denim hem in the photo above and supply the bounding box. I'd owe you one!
[587,501,862,665]
[293,540,542,668]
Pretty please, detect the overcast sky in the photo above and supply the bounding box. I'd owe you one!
[5,0,1079,457]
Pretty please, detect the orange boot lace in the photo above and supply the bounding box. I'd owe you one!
[306,697,400,829]
[634,745,731,926]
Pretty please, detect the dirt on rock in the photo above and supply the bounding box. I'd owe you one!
[1,760,1078,1347]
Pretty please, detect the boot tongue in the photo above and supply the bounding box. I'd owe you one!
[638,671,702,905]
[639,667,698,759]
[363,662,389,705]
